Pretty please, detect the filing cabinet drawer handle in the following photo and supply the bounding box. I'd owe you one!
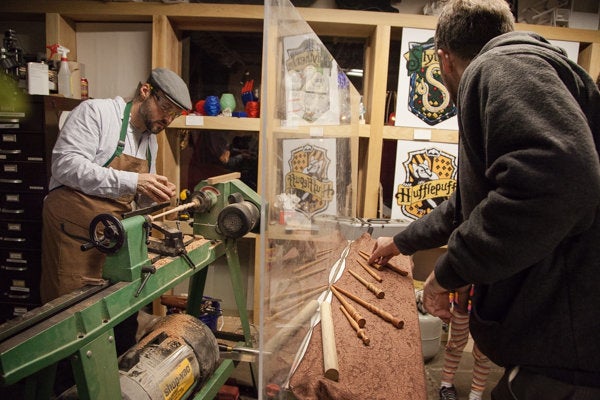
[0,179,23,184]
[1,265,27,272]
[1,237,26,243]
[0,149,21,155]
[1,208,25,214]
[7,293,29,300]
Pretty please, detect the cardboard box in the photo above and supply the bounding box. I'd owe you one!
[27,62,49,95]
[412,247,447,281]
[68,61,83,99]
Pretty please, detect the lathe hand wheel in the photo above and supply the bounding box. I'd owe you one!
[89,214,126,254]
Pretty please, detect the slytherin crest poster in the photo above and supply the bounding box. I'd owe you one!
[395,28,458,130]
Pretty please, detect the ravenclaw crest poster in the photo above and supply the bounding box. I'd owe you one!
[391,140,458,220]
[395,28,458,130]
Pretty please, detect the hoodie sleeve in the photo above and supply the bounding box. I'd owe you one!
[435,51,600,290]
[393,191,458,255]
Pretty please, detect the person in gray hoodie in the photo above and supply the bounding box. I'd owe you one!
[369,0,600,398]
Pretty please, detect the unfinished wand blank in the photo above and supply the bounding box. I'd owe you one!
[320,302,339,381]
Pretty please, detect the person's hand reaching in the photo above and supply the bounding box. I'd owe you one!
[137,173,176,203]
[368,236,401,267]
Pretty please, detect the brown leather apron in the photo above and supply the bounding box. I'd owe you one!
[40,103,150,303]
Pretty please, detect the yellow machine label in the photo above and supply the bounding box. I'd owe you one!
[160,358,194,400]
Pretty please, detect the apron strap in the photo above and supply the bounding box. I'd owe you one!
[147,146,151,170]
[103,101,132,167]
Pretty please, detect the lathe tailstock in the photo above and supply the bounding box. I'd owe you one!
[0,176,260,400]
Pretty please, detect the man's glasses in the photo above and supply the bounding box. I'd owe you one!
[152,90,182,119]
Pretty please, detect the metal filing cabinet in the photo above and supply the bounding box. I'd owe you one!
[0,95,79,322]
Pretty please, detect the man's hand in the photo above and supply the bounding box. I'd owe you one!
[137,173,176,203]
[368,236,401,267]
[422,271,452,323]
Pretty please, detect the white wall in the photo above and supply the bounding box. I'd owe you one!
[76,23,152,100]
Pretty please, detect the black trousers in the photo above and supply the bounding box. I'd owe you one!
[492,367,600,400]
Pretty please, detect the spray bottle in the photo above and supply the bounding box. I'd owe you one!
[46,44,59,93]
[57,45,72,98]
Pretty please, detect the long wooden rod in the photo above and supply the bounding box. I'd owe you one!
[333,285,404,329]
[321,302,339,381]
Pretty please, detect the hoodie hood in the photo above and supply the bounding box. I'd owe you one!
[477,31,571,64]
[462,31,596,120]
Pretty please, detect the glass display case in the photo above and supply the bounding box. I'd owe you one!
[256,2,426,400]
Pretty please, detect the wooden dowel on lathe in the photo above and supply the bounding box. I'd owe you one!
[359,250,408,277]
[348,270,385,299]
[333,285,404,329]
[340,305,370,346]
[330,286,366,328]
[320,302,339,381]
[358,250,384,271]
[356,258,383,282]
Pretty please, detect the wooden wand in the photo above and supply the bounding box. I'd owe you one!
[330,286,366,328]
[356,258,383,282]
[358,250,383,271]
[340,305,370,346]
[348,269,385,299]
[333,285,404,329]
[359,250,408,277]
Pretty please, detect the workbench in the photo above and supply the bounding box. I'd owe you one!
[288,234,426,400]
[258,229,426,400]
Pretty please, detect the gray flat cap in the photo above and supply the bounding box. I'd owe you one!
[148,68,192,110]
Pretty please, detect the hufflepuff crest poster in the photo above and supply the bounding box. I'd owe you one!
[392,140,458,220]
[395,28,458,130]
[282,138,337,220]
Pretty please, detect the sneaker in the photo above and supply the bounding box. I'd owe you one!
[439,386,458,400]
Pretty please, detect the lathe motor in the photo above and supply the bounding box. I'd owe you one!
[118,313,219,400]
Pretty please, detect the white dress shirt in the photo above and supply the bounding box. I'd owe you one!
[49,97,158,199]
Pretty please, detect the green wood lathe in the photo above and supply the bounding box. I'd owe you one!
[0,176,261,400]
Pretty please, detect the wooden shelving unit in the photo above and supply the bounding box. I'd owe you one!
[1,1,599,322]
[1,0,598,216]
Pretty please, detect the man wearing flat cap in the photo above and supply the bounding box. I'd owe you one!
[40,68,191,353]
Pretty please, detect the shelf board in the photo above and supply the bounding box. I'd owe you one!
[382,125,458,143]
[2,1,598,42]
[169,115,260,132]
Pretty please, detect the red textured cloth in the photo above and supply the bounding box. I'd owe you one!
[289,234,427,400]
